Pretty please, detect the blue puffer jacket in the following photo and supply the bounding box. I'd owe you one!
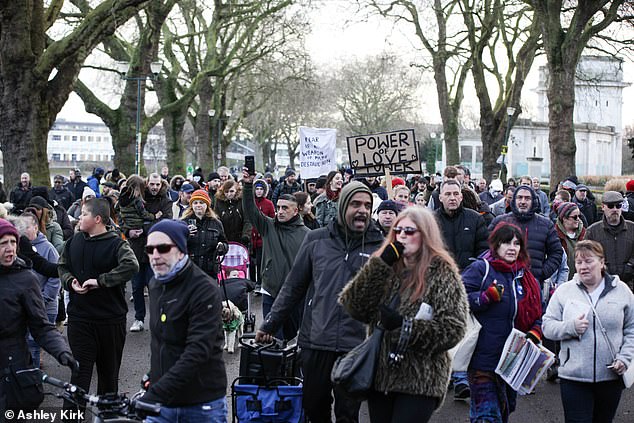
[463,257,540,372]
[488,186,563,283]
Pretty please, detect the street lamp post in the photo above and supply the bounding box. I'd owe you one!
[209,109,232,168]
[499,106,516,182]
[116,61,162,175]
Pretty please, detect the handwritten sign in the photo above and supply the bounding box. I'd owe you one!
[299,127,337,179]
[347,129,421,176]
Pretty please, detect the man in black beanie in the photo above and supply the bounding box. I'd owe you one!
[257,181,384,423]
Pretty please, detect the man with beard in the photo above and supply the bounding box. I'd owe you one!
[50,175,74,211]
[256,181,384,423]
[242,170,309,339]
[586,191,634,290]
[271,169,301,206]
[65,168,88,204]
[206,172,222,206]
[128,173,173,333]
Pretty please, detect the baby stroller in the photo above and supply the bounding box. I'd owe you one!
[218,242,257,333]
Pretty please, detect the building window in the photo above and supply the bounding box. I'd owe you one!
[71,154,77,161]
[52,154,61,161]
[64,135,70,141]
[88,136,93,142]
[52,135,61,141]
[96,136,101,142]
[71,136,77,141]
[80,136,86,142]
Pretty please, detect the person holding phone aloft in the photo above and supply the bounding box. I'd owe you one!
[543,240,634,423]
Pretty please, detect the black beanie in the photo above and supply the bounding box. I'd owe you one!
[148,220,189,254]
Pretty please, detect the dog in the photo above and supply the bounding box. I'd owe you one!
[222,299,244,353]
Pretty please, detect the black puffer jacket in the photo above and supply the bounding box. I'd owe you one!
[215,188,252,246]
[436,205,489,270]
[185,215,228,277]
[9,184,32,214]
[488,186,563,283]
[0,257,70,375]
[261,220,384,352]
[143,260,226,406]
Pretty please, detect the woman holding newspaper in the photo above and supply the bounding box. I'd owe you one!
[543,240,634,423]
[461,222,543,423]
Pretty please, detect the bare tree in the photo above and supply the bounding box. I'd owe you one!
[0,0,150,185]
[365,0,472,165]
[524,0,634,187]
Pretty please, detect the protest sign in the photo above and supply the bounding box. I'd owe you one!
[347,129,421,176]
[299,127,337,179]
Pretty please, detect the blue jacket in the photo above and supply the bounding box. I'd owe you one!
[86,175,101,198]
[463,258,540,372]
[488,186,563,283]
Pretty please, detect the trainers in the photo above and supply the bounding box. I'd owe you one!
[454,384,470,401]
[130,320,144,332]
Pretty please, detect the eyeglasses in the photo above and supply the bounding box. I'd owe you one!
[567,214,581,220]
[393,226,419,236]
[606,203,622,209]
[145,244,176,255]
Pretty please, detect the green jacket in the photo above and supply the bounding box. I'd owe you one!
[242,182,309,297]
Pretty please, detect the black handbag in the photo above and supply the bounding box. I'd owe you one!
[330,325,384,398]
[2,365,45,410]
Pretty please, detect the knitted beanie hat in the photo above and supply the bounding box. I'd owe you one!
[0,218,19,242]
[337,181,373,228]
[627,180,634,193]
[190,189,211,208]
[557,202,578,220]
[148,219,189,254]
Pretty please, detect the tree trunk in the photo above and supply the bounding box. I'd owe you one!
[433,56,460,166]
[163,110,187,176]
[547,65,576,188]
[195,80,214,169]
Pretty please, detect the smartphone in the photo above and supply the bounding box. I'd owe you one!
[244,155,256,176]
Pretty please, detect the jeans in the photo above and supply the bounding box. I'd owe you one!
[560,378,623,423]
[146,397,227,423]
[27,312,57,367]
[132,263,152,322]
[452,371,468,388]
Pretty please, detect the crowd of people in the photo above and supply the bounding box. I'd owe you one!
[1,162,634,423]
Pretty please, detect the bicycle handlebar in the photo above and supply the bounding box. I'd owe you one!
[42,373,160,419]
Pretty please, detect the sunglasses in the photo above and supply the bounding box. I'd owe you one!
[393,226,419,236]
[567,214,581,220]
[145,244,176,255]
[606,203,622,209]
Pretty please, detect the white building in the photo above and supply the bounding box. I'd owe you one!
[47,119,166,167]
[457,55,629,180]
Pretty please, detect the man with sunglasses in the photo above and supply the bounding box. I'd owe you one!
[586,191,634,289]
[140,220,227,422]
[58,198,139,415]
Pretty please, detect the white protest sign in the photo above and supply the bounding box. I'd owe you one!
[347,129,421,176]
[299,127,337,179]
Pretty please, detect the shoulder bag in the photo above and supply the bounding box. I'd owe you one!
[584,293,634,388]
[331,294,399,398]
[450,259,490,372]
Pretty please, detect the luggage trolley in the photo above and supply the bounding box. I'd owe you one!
[218,242,257,332]
[232,334,303,422]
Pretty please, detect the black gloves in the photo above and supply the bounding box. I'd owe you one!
[379,305,403,331]
[380,242,405,266]
[59,351,79,376]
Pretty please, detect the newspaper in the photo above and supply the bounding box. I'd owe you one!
[495,329,556,395]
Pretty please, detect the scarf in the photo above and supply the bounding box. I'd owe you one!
[154,255,189,283]
[326,184,340,201]
[489,255,542,333]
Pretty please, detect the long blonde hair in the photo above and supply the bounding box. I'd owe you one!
[374,206,458,302]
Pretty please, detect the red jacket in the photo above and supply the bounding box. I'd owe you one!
[252,196,275,249]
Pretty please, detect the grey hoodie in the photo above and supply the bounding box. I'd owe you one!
[31,232,60,315]
[543,274,634,383]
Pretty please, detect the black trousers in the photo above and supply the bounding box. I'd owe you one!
[64,320,126,414]
[301,348,362,423]
[560,378,623,423]
[367,391,437,423]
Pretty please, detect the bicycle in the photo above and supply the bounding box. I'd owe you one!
[42,373,161,423]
